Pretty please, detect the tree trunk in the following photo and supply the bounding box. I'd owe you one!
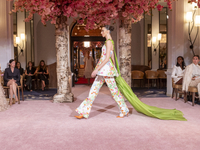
[53,16,74,103]
[119,21,132,87]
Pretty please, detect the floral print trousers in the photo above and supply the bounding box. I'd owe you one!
[76,76,129,118]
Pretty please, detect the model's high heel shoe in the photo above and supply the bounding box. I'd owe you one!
[117,113,129,118]
[75,115,86,119]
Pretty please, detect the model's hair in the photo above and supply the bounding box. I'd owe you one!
[176,56,186,69]
[38,60,47,70]
[193,55,200,59]
[104,25,114,31]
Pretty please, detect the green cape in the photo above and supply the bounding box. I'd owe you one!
[107,39,186,121]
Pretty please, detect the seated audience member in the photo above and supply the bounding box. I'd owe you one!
[35,60,49,91]
[4,59,20,105]
[183,55,200,97]
[24,61,36,92]
[171,56,186,85]
[16,61,24,75]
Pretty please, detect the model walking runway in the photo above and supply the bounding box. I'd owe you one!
[75,25,186,121]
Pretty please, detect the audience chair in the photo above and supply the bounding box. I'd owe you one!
[145,70,158,89]
[171,78,183,101]
[184,86,198,106]
[131,71,144,87]
[157,70,167,88]
[1,75,24,104]
[17,75,24,102]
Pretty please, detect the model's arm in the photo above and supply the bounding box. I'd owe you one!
[111,52,115,66]
[91,41,112,78]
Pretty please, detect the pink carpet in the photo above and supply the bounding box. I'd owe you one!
[0,85,200,150]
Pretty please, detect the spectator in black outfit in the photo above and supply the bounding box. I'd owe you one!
[24,61,36,92]
[4,59,20,105]
[35,60,49,91]
[16,62,24,75]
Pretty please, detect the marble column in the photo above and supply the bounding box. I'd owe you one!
[53,16,74,103]
[119,21,132,87]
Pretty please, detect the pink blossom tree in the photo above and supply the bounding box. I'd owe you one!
[9,0,182,102]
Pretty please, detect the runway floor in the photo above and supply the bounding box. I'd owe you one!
[0,85,200,150]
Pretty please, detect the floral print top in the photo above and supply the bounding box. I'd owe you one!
[95,45,119,77]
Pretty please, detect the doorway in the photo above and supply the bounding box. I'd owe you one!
[70,23,105,86]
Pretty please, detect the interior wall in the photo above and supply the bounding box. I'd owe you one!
[144,15,151,66]
[131,22,142,65]
[168,0,200,68]
[0,1,14,70]
[17,12,26,69]
[152,9,160,70]
[183,1,200,65]
[166,0,200,96]
[34,14,56,66]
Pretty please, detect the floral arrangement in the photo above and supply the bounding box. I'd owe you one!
[7,0,188,30]
[189,0,200,8]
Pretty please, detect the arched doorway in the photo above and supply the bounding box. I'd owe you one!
[70,23,105,86]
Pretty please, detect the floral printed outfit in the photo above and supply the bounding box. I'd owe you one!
[76,45,129,118]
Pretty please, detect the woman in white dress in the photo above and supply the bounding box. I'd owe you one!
[171,56,186,85]
[83,51,94,85]
[171,56,186,99]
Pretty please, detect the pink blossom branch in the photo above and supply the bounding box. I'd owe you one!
[7,0,178,29]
